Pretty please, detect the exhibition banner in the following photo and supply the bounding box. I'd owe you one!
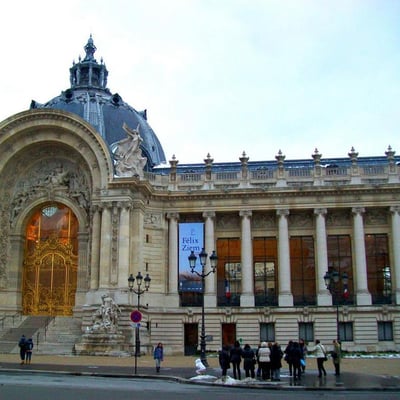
[178,222,204,292]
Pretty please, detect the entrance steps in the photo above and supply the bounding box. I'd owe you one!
[0,315,82,355]
[0,315,50,353]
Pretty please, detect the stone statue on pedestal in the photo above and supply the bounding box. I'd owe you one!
[89,294,121,333]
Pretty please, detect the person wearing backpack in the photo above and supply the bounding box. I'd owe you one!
[18,334,26,365]
[25,337,34,364]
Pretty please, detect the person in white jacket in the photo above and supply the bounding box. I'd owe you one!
[257,341,271,380]
[312,339,327,377]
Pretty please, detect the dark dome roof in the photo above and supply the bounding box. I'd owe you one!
[30,36,166,169]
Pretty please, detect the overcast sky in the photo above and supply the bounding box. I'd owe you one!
[0,0,399,164]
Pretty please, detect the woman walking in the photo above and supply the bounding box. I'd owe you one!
[313,339,327,378]
[153,342,164,373]
[331,339,341,376]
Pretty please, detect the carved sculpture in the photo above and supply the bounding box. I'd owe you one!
[89,294,121,333]
[111,123,147,178]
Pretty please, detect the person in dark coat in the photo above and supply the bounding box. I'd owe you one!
[299,338,308,374]
[242,343,256,378]
[229,340,242,380]
[218,345,231,380]
[284,340,294,376]
[25,337,34,364]
[270,341,283,381]
[18,334,26,365]
[291,341,303,380]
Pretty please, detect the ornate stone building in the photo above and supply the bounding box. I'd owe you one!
[0,37,399,354]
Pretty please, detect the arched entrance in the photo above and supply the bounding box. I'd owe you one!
[22,203,78,316]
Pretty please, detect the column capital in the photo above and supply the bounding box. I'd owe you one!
[390,206,400,215]
[166,212,179,221]
[116,201,131,210]
[90,204,101,214]
[239,210,252,218]
[352,207,365,216]
[314,208,327,216]
[100,201,113,210]
[202,211,216,219]
[276,208,289,217]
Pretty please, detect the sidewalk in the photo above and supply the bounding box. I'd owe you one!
[0,353,399,391]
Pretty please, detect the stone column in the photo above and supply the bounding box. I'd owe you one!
[167,213,179,295]
[352,207,371,305]
[117,202,131,289]
[314,208,331,306]
[4,234,24,308]
[390,206,400,304]
[130,202,145,277]
[203,211,216,307]
[277,209,293,306]
[99,202,112,289]
[75,232,89,306]
[89,206,101,290]
[240,210,254,307]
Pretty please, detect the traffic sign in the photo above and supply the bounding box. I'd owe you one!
[130,310,142,323]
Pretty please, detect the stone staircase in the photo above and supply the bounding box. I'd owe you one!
[0,315,82,355]
[37,316,82,354]
[0,315,51,353]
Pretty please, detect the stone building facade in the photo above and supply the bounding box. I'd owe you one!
[0,37,399,354]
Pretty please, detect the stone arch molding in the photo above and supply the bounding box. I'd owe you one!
[0,109,113,286]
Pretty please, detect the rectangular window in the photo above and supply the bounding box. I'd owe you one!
[217,238,241,306]
[339,322,353,341]
[327,235,354,305]
[260,322,275,343]
[298,322,314,343]
[365,234,392,304]
[378,321,393,341]
[253,237,278,306]
[290,236,316,306]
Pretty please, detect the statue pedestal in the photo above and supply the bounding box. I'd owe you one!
[74,331,129,356]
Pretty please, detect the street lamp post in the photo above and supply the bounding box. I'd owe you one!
[188,248,218,368]
[128,271,151,374]
[324,269,349,341]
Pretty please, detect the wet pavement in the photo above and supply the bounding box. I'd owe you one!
[0,353,399,391]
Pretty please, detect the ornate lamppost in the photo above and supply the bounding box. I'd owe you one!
[188,248,218,368]
[324,269,349,341]
[128,271,151,374]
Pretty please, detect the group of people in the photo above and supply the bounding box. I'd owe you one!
[18,334,34,365]
[219,340,285,381]
[218,338,342,381]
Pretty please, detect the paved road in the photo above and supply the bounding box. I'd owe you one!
[0,353,399,391]
[1,373,400,400]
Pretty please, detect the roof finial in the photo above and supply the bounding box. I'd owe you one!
[83,34,97,62]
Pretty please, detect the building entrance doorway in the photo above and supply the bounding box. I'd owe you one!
[222,323,236,347]
[22,203,78,316]
[184,323,198,355]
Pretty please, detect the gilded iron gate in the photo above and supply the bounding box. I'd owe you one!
[22,204,78,316]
